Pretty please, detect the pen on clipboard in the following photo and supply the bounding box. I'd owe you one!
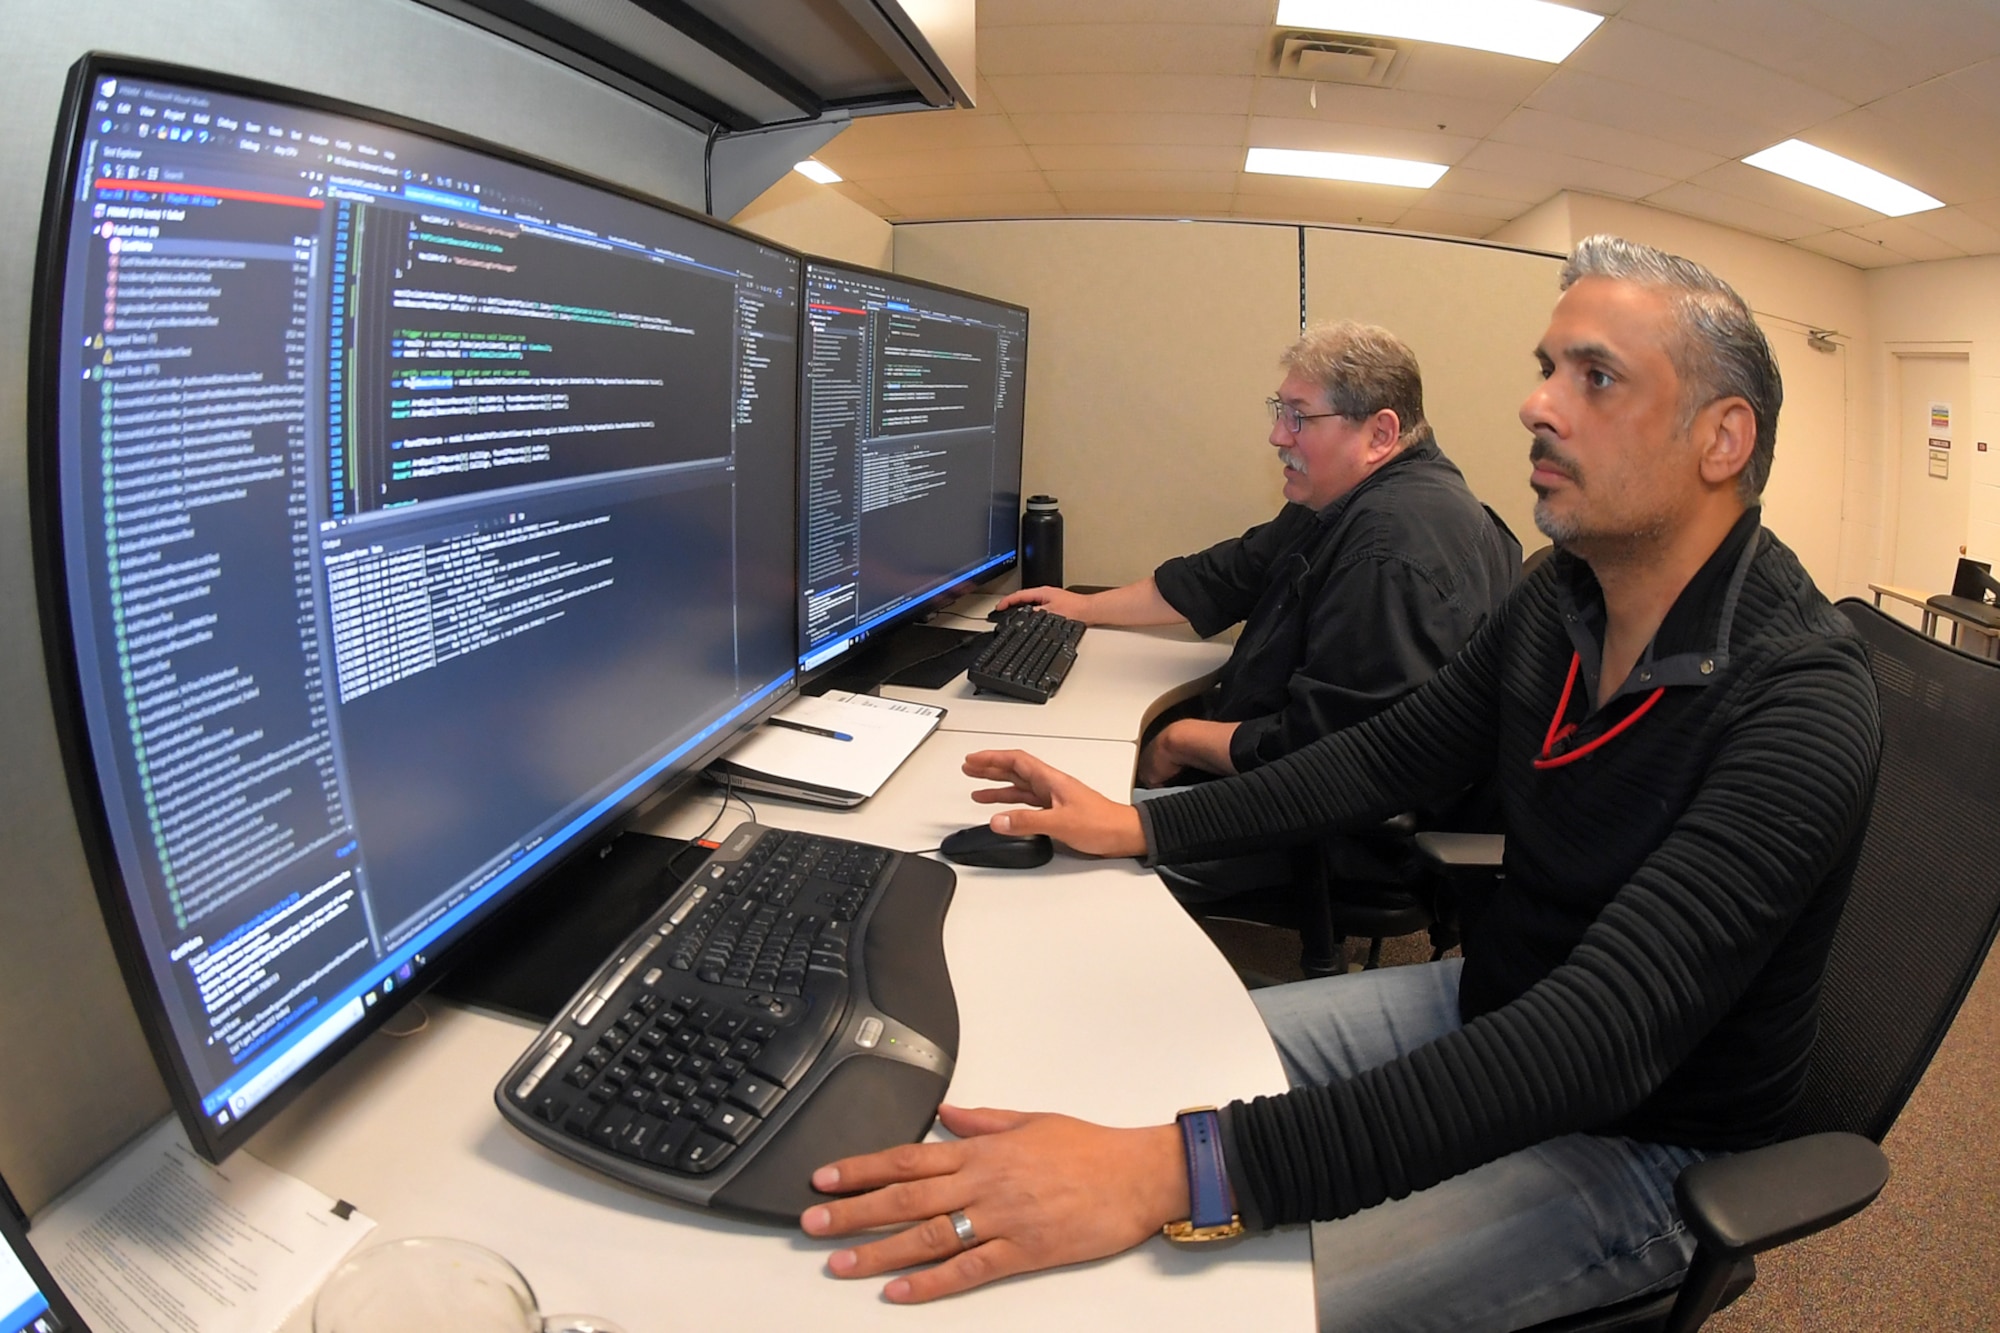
[768,717,853,742]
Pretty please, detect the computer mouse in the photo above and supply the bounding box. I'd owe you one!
[938,824,1054,869]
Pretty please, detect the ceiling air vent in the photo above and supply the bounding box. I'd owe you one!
[1271,32,1405,87]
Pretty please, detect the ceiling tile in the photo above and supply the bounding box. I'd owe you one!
[1053,190,1239,215]
[1562,18,1854,137]
[1028,143,1245,172]
[1615,0,1949,103]
[1244,116,1476,164]
[980,0,1277,24]
[1042,169,1240,194]
[1379,44,1555,104]
[1459,141,1674,199]
[1811,89,2000,203]
[865,171,1052,200]
[1488,108,1723,180]
[1900,206,2000,257]
[1420,189,1533,221]
[889,196,1067,220]
[1790,230,1915,269]
[1954,197,2000,232]
[1682,160,1880,231]
[1432,166,1563,205]
[1247,79,1517,138]
[1008,112,1249,146]
[1843,218,1968,263]
[1797,0,2000,67]
[1392,208,1504,239]
[1527,70,1794,157]
[833,111,1023,154]
[1231,195,1403,226]
[819,145,1041,179]
[1941,58,2000,121]
[985,74,1255,116]
[1641,182,1825,241]
[977,23,1267,76]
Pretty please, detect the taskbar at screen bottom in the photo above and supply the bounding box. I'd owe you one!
[192,668,795,1132]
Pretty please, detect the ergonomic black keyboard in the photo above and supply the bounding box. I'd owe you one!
[495,822,958,1222]
[967,608,1087,703]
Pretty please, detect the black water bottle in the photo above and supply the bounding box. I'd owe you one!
[1020,494,1064,590]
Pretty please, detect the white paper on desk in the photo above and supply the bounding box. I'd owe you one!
[33,1117,375,1333]
[711,689,943,800]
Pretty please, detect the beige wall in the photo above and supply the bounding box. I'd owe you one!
[892,220,1299,588]
[1304,230,1563,549]
[1865,255,2000,582]
[731,170,895,271]
[1494,193,1883,601]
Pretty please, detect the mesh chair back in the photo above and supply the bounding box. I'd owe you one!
[1785,601,2000,1142]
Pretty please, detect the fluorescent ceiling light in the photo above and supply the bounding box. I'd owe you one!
[793,159,841,185]
[1741,140,1942,217]
[1276,0,1602,64]
[1245,147,1448,189]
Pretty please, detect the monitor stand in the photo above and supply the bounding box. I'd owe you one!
[803,621,987,696]
[430,829,694,1024]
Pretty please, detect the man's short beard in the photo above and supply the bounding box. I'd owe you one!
[1532,495,1581,544]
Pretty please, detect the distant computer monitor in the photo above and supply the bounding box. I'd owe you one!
[30,56,800,1161]
[1952,557,1999,603]
[797,260,1027,674]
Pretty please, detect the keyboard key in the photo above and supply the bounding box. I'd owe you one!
[529,1091,570,1124]
[726,1076,782,1116]
[698,1075,732,1103]
[590,1104,634,1150]
[615,1114,663,1160]
[676,1132,735,1174]
[587,1079,621,1103]
[703,1103,760,1145]
[562,1100,603,1139]
[642,1117,697,1167]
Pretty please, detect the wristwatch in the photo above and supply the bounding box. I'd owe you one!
[1161,1106,1244,1242]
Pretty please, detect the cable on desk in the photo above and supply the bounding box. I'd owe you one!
[381,1000,429,1038]
[665,773,756,882]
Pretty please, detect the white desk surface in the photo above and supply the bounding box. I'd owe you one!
[881,596,1231,743]
[248,694,1313,1329]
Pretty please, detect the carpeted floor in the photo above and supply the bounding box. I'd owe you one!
[1194,919,2000,1331]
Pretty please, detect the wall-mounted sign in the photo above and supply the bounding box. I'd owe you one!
[1929,450,1950,478]
[1931,401,1952,435]
[1930,436,1952,451]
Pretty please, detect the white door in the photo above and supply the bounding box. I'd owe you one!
[1891,354,1972,596]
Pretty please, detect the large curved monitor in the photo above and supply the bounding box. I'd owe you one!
[29,56,801,1160]
[798,261,1027,674]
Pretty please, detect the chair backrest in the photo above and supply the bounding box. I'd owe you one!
[1784,601,2000,1142]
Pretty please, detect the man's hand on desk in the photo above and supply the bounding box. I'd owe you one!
[1137,718,1239,787]
[962,750,1147,857]
[800,1104,1187,1302]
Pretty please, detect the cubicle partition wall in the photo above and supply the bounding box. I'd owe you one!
[893,218,1565,586]
[893,220,1301,589]
[1303,229,1562,548]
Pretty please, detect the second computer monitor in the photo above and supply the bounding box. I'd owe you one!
[798,262,1027,673]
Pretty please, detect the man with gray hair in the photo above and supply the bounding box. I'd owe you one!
[1001,320,1518,904]
[798,236,1883,1331]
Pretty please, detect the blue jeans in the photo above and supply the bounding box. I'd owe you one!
[1253,959,1708,1333]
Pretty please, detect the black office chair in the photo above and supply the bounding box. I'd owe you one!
[1446,599,2000,1331]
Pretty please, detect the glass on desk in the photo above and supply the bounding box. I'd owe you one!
[314,1237,627,1333]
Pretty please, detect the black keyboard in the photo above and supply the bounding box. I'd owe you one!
[495,822,958,1222]
[967,608,1086,703]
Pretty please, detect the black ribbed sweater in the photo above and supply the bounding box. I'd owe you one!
[1138,522,1881,1229]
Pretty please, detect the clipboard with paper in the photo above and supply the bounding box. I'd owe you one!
[706,690,946,806]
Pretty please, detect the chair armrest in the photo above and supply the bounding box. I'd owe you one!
[1675,1132,1889,1258]
[1413,831,1505,867]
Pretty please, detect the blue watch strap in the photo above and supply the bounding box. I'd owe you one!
[1178,1108,1234,1230]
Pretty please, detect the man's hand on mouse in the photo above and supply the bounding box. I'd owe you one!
[800,1103,1187,1303]
[993,586,1093,620]
[962,750,1146,858]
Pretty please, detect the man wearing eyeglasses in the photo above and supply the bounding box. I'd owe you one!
[999,321,1518,904]
[802,237,1882,1331]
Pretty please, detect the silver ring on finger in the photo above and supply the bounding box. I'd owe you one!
[947,1209,977,1249]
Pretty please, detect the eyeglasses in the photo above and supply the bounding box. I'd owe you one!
[1266,397,1346,434]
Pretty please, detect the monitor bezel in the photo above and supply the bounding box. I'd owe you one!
[794,254,1030,682]
[27,51,804,1163]
[0,1174,90,1333]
